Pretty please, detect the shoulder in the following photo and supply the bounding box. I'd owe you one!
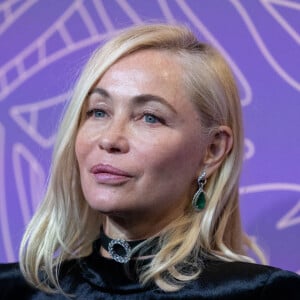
[0,259,88,299]
[0,262,36,299]
[200,259,300,299]
[0,262,23,281]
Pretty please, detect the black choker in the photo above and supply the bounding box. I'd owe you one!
[99,227,147,263]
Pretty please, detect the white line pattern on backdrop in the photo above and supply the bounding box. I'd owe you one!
[231,0,300,92]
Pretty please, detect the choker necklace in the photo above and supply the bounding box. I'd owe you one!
[100,227,147,263]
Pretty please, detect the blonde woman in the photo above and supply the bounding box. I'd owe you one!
[1,23,299,299]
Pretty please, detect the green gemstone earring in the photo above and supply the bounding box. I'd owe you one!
[192,171,207,211]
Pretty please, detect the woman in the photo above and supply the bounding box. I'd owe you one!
[1,23,299,299]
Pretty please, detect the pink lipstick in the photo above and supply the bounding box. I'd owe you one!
[90,164,132,184]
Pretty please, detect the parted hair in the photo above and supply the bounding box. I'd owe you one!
[19,23,266,294]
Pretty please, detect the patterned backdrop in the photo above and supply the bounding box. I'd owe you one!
[0,0,299,273]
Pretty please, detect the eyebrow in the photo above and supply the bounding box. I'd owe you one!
[88,87,178,114]
[88,87,110,98]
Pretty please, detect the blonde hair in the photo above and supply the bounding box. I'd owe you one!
[19,23,266,294]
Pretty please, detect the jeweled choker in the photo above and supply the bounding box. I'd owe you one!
[99,227,147,263]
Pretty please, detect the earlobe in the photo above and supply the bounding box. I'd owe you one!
[203,125,233,176]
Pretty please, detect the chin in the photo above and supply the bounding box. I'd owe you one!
[86,200,121,215]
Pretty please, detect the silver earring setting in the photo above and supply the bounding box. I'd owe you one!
[192,171,207,211]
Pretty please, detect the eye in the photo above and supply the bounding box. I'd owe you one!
[143,113,163,124]
[86,109,107,119]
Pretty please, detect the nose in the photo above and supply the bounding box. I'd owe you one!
[98,118,130,154]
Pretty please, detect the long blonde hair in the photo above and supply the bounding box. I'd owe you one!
[19,23,266,293]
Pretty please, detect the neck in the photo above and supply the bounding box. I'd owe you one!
[99,226,156,263]
[102,212,178,241]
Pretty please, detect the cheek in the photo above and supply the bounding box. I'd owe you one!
[145,135,203,175]
[75,129,91,164]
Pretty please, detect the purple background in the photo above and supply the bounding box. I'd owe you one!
[0,0,299,274]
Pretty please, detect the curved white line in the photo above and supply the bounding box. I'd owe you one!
[10,92,70,148]
[0,0,85,100]
[277,200,300,229]
[116,0,142,24]
[92,0,115,32]
[12,144,31,224]
[76,1,99,36]
[244,138,255,160]
[158,0,176,23]
[261,0,300,44]
[13,143,45,224]
[0,123,15,262]
[265,0,300,10]
[230,0,300,92]
[0,0,38,35]
[0,33,108,101]
[240,183,300,194]
[240,183,300,231]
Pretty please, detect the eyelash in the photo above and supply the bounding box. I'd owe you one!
[143,112,165,124]
[86,109,107,118]
[85,109,165,125]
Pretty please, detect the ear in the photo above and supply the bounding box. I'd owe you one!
[202,125,233,177]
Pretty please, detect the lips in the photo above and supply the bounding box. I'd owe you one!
[90,163,132,184]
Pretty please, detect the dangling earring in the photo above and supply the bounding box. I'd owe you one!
[192,171,207,211]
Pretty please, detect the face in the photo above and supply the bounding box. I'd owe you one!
[75,49,208,230]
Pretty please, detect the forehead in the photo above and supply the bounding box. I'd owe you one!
[107,48,181,70]
[96,49,187,99]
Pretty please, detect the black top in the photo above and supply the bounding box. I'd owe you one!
[1,238,300,299]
